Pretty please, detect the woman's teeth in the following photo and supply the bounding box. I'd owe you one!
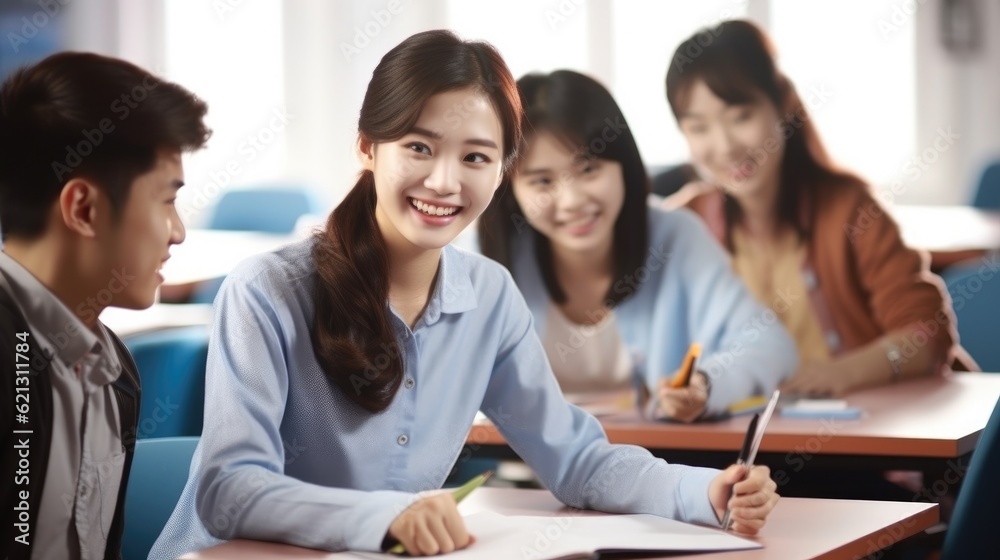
[411,198,459,216]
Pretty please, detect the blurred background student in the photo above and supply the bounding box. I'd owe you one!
[661,20,978,512]
[478,69,797,423]
[662,19,977,399]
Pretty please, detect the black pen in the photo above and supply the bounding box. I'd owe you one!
[720,413,759,530]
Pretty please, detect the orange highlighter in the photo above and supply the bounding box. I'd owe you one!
[669,343,702,388]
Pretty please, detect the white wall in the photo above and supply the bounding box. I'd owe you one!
[914,0,1000,204]
[56,0,1000,208]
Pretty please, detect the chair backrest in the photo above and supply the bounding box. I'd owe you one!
[942,397,1000,558]
[124,326,209,439]
[189,276,227,305]
[941,258,1000,372]
[650,163,698,198]
[208,186,322,234]
[972,161,1000,210]
[122,436,199,560]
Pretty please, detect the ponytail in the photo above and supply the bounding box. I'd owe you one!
[311,171,404,412]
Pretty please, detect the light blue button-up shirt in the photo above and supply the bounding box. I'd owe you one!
[149,238,720,558]
[505,207,798,416]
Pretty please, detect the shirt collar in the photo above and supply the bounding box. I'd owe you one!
[0,251,119,377]
[420,245,478,326]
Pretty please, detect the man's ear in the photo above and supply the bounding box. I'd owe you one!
[358,137,375,172]
[58,179,103,238]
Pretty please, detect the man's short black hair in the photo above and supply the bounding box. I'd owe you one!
[0,52,211,240]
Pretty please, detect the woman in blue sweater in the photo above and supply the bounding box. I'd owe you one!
[150,34,778,558]
[478,70,797,421]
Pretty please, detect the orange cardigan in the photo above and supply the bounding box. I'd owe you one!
[675,181,977,372]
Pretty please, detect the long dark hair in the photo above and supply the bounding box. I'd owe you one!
[665,19,864,245]
[478,70,649,306]
[312,30,522,413]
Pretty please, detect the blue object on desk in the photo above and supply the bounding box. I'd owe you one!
[780,407,862,420]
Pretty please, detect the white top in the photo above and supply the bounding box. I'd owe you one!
[542,302,633,397]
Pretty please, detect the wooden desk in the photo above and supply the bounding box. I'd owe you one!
[182,487,938,560]
[892,205,1000,270]
[467,373,1000,472]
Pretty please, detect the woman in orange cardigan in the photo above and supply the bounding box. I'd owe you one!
[662,20,976,398]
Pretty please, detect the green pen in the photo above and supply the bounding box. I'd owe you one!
[388,470,493,555]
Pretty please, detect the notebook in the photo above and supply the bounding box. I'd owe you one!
[337,511,762,559]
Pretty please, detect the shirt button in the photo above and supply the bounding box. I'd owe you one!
[404,378,415,389]
[802,270,818,290]
[826,331,841,350]
[397,434,408,446]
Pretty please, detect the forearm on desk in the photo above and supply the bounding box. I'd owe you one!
[197,466,416,552]
[836,325,944,392]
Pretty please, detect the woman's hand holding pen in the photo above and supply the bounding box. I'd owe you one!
[656,371,709,422]
[708,464,779,536]
[387,492,473,556]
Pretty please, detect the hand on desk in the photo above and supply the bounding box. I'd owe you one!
[656,371,709,422]
[388,492,473,556]
[709,464,779,536]
[781,360,853,397]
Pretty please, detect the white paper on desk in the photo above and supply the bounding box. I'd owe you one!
[335,511,761,559]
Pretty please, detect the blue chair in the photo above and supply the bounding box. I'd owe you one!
[972,161,1000,210]
[189,276,227,305]
[122,437,199,560]
[942,398,1000,558]
[941,258,1000,372]
[124,326,209,439]
[207,185,324,234]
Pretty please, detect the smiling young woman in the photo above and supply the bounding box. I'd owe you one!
[149,32,780,559]
[478,70,797,422]
[664,20,977,398]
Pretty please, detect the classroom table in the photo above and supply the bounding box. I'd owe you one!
[156,229,303,301]
[99,303,214,337]
[466,372,1000,473]
[892,205,1000,270]
[161,229,302,286]
[180,487,939,560]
